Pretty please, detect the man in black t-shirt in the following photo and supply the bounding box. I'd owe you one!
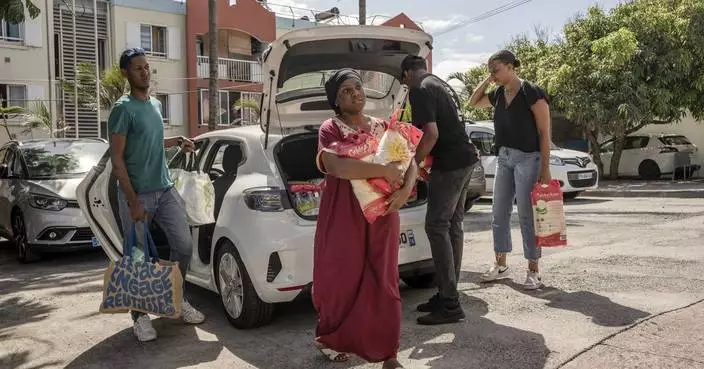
[401,55,478,325]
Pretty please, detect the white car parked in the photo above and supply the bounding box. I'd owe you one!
[465,121,599,199]
[600,134,700,179]
[76,26,437,329]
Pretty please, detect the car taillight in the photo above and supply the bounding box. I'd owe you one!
[243,187,289,212]
[660,147,678,153]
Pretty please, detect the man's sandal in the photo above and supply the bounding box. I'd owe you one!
[314,341,350,362]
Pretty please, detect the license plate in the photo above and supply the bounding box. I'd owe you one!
[91,237,101,248]
[399,230,416,247]
[577,172,593,180]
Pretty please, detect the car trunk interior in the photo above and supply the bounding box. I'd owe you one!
[274,132,428,221]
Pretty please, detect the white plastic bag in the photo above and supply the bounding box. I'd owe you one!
[171,154,215,226]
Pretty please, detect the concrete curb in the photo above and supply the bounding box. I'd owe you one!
[584,189,704,198]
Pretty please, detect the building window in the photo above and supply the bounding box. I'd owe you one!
[97,39,107,71]
[195,36,204,56]
[154,93,170,124]
[140,24,167,57]
[0,84,27,108]
[0,20,22,42]
[197,89,261,126]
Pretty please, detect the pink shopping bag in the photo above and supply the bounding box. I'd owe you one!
[531,179,567,247]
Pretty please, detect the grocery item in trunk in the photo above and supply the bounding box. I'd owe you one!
[289,180,324,217]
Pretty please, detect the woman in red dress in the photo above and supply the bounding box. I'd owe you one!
[313,69,418,369]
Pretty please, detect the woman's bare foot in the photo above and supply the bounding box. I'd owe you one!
[382,358,404,369]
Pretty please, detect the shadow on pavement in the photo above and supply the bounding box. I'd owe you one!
[63,285,549,369]
[404,294,549,369]
[462,271,650,327]
[0,243,107,296]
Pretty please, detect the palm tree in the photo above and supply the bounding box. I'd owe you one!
[0,105,24,140]
[446,67,495,121]
[22,101,70,138]
[208,0,219,131]
[61,62,129,111]
[0,0,40,24]
[233,98,261,125]
[359,0,366,25]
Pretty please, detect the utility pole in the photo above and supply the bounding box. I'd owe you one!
[208,0,218,131]
[359,0,366,25]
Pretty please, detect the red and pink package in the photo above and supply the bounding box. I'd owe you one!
[367,112,424,195]
[531,179,567,247]
[328,111,424,223]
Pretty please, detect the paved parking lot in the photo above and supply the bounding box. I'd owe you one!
[1,197,703,369]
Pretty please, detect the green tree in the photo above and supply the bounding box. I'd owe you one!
[447,67,494,121]
[0,0,40,24]
[22,101,69,138]
[548,2,704,178]
[61,62,129,111]
[1,105,24,140]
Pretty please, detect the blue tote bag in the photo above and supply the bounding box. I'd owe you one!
[99,222,183,319]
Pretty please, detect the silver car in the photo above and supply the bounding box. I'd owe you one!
[0,138,108,262]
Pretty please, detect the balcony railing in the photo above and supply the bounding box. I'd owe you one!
[196,56,262,83]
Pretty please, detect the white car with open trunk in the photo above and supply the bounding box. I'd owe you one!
[76,25,436,329]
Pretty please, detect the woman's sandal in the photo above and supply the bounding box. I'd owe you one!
[314,341,350,362]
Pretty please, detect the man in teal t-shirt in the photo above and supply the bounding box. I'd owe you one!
[107,47,205,342]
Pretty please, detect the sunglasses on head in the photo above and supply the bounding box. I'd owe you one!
[124,47,146,57]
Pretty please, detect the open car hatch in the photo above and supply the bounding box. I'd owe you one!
[260,25,433,146]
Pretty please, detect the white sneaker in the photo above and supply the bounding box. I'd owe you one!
[181,300,205,324]
[133,315,157,342]
[481,263,511,282]
[524,271,543,290]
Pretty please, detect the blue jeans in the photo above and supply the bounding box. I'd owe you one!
[491,147,542,260]
[117,187,192,321]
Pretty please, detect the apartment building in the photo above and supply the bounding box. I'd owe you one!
[185,0,275,136]
[0,1,55,143]
[111,0,188,137]
[184,0,432,137]
[1,0,432,144]
[53,0,109,138]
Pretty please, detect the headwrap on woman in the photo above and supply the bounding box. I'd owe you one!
[324,68,362,114]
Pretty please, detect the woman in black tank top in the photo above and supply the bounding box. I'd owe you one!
[468,50,553,290]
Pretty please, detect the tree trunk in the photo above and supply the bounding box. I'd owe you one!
[585,127,604,177]
[208,0,219,131]
[608,135,626,180]
[1,118,11,140]
[359,0,366,25]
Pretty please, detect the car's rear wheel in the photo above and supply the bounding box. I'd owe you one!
[638,160,661,180]
[12,212,39,263]
[215,240,273,329]
[402,272,436,289]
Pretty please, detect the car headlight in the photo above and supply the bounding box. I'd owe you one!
[30,194,68,211]
[549,156,564,166]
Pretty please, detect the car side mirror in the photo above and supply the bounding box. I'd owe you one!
[0,165,8,179]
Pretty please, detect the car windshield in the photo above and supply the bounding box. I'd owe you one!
[21,140,108,179]
[278,70,396,99]
[659,135,691,145]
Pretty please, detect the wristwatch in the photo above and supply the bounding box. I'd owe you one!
[176,136,184,147]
